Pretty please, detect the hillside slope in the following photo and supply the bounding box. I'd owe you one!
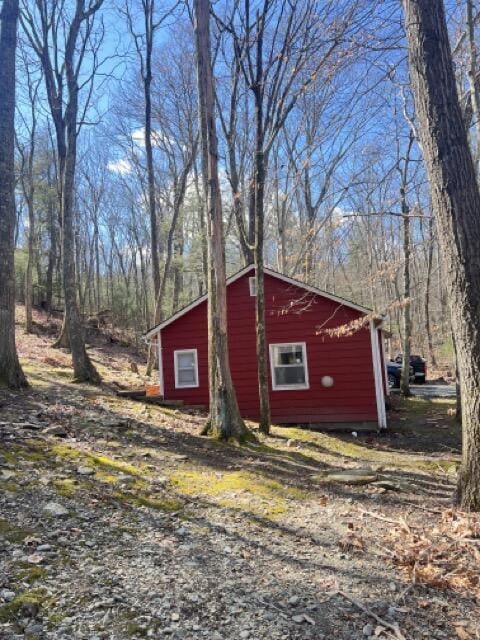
[0,308,476,639]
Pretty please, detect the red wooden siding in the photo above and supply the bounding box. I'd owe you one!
[161,271,379,424]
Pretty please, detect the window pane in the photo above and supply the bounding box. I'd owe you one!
[177,353,195,369]
[274,365,305,386]
[275,345,303,366]
[178,368,196,384]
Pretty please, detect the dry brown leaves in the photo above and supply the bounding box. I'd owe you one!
[339,522,366,553]
[386,509,480,599]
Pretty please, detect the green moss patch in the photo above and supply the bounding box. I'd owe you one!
[0,481,19,492]
[53,478,79,497]
[170,469,306,519]
[274,426,456,473]
[113,490,183,512]
[51,443,147,477]
[16,565,48,584]
[0,588,49,623]
[0,518,35,543]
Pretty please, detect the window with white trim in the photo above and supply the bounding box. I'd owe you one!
[249,276,257,296]
[174,349,199,388]
[269,342,309,390]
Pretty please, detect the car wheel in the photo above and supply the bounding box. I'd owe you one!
[387,374,398,389]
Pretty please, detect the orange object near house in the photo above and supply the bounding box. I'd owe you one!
[145,384,161,397]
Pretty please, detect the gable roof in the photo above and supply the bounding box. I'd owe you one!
[145,264,372,339]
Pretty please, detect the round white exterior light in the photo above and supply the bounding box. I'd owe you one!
[321,375,334,388]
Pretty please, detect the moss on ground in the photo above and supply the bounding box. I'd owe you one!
[51,443,148,477]
[94,470,119,484]
[0,588,49,623]
[16,566,48,584]
[53,478,79,497]
[0,518,35,543]
[170,468,306,519]
[113,490,183,512]
[0,481,19,492]
[274,424,457,473]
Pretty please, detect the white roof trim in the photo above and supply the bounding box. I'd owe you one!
[145,265,372,338]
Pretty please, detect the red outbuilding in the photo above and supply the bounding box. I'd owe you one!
[145,265,388,429]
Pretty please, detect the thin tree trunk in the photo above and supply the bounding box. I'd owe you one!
[45,167,56,314]
[466,0,480,173]
[0,0,27,388]
[61,116,100,382]
[424,218,437,368]
[194,0,249,441]
[249,7,271,435]
[144,62,161,302]
[146,145,196,375]
[403,0,480,510]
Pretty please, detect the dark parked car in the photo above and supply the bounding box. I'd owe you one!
[387,361,415,389]
[395,354,427,383]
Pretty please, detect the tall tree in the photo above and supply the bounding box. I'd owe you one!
[403,0,480,510]
[399,131,414,397]
[125,0,163,303]
[16,49,41,334]
[21,0,103,383]
[194,0,249,441]
[0,0,28,388]
[218,0,356,434]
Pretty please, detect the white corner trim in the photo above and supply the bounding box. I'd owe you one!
[174,349,199,389]
[157,331,164,396]
[381,331,390,397]
[370,321,387,430]
[269,342,310,391]
[145,265,374,338]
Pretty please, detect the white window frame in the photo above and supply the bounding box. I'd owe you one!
[249,276,257,296]
[174,349,199,389]
[269,342,309,391]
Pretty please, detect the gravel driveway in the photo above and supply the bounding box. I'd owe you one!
[393,383,457,399]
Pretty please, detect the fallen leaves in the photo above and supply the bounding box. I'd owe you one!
[455,624,473,639]
[339,531,365,552]
[385,509,480,600]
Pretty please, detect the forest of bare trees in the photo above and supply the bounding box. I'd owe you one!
[2,0,480,507]
[8,0,461,368]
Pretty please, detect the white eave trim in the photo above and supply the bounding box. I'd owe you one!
[145,265,374,339]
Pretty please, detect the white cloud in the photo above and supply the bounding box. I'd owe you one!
[131,126,173,148]
[107,159,132,174]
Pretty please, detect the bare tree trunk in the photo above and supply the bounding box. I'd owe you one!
[194,0,249,441]
[172,229,183,313]
[400,210,412,396]
[0,0,27,388]
[251,10,271,435]
[466,0,480,173]
[146,144,196,375]
[62,107,100,383]
[424,217,437,368]
[24,176,35,333]
[193,162,208,289]
[253,122,270,434]
[18,71,38,334]
[45,163,56,314]
[144,47,161,302]
[403,0,480,510]
[397,132,414,397]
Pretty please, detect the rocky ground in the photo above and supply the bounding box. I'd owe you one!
[0,312,478,639]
